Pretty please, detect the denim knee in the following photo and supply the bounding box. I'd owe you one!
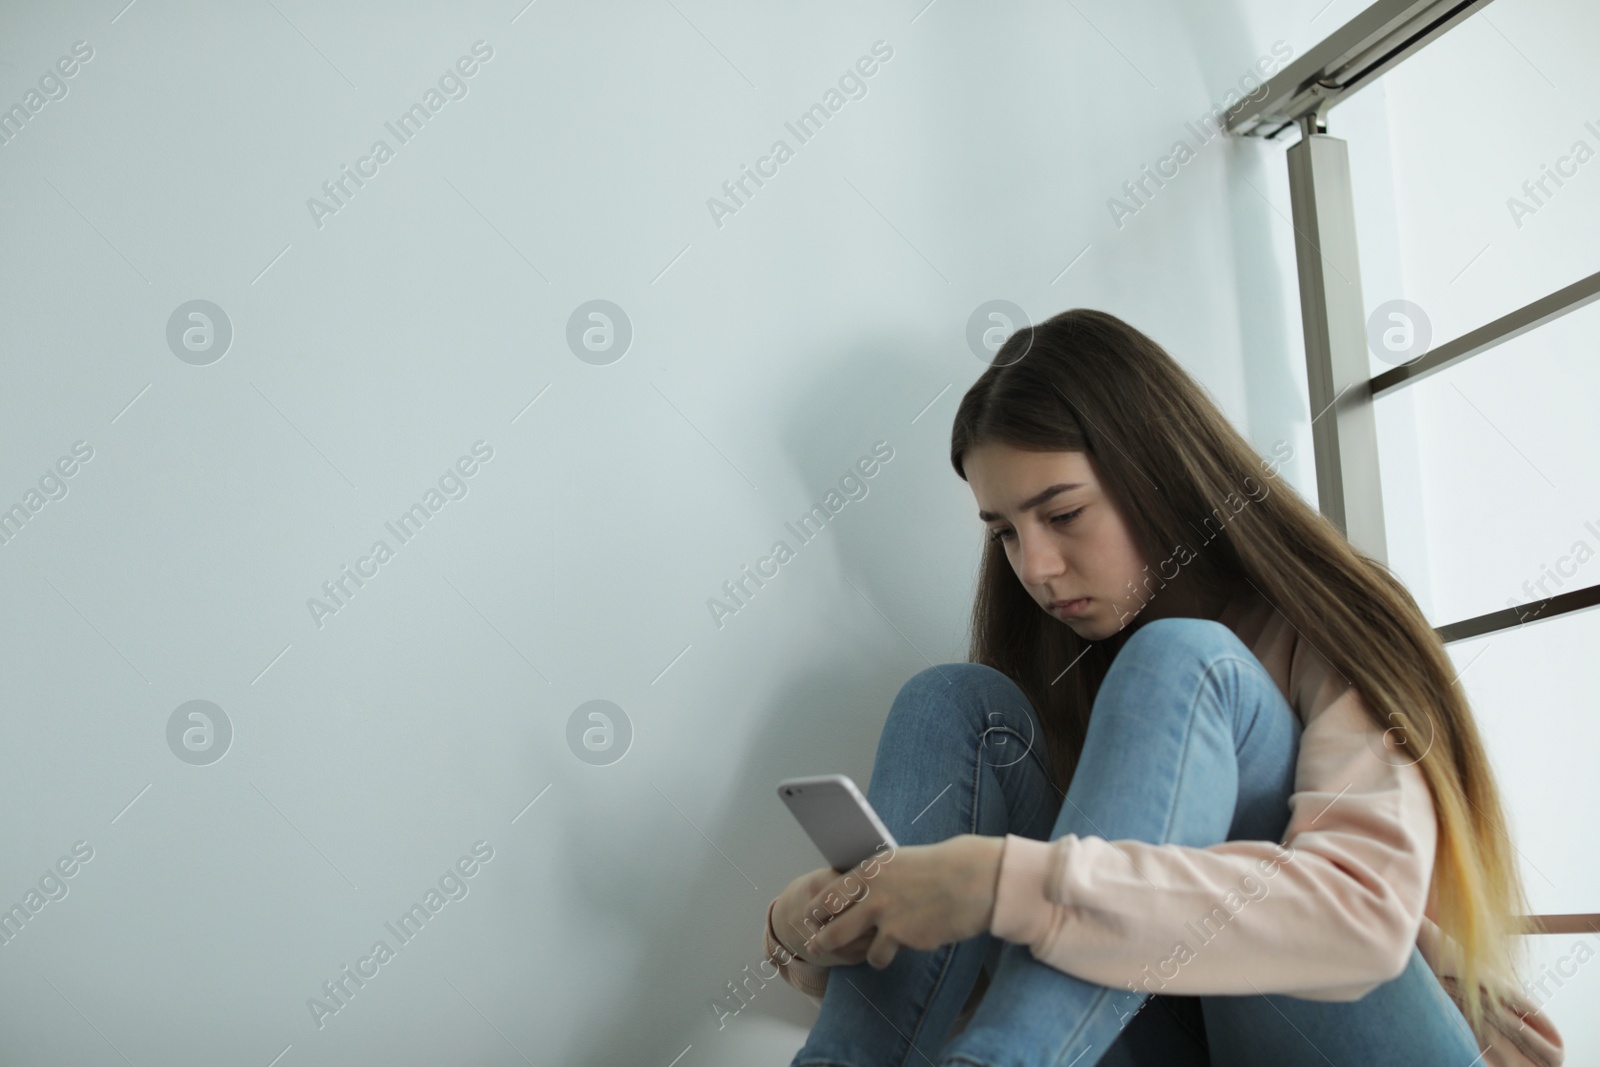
[1119,616,1246,665]
[891,662,1005,722]
[884,661,1045,761]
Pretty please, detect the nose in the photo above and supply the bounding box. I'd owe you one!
[1013,524,1066,589]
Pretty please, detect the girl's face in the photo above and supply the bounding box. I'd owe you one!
[964,442,1186,641]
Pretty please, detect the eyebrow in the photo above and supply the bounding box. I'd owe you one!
[978,482,1086,523]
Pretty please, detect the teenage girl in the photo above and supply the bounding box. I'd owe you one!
[765,309,1560,1067]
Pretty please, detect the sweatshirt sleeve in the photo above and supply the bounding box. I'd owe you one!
[988,675,1439,1001]
[763,897,830,1005]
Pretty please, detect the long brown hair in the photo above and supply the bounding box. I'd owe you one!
[950,307,1530,1042]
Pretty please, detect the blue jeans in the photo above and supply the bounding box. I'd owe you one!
[789,617,1483,1067]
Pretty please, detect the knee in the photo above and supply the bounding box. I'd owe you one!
[1120,616,1244,665]
[894,661,1005,708]
[887,662,1012,733]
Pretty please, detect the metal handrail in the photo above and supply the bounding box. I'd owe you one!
[1225,0,1494,138]
[1523,914,1600,935]
[1372,269,1600,396]
[1436,582,1600,644]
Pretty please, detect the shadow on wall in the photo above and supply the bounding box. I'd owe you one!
[548,332,985,1064]
[1174,1,1312,503]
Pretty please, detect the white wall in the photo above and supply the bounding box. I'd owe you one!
[1,1,1581,1064]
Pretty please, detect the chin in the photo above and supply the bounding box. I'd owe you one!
[1056,614,1103,640]
[1079,610,1140,642]
[1074,621,1116,641]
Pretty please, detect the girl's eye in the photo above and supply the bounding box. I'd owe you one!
[987,507,1084,544]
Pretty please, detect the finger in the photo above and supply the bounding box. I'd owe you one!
[841,929,876,952]
[811,907,866,954]
[801,881,859,928]
[867,929,898,970]
[806,867,844,897]
[808,913,854,955]
[800,875,842,919]
[833,927,876,960]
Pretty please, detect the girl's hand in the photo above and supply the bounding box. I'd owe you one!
[772,865,878,967]
[800,834,1006,970]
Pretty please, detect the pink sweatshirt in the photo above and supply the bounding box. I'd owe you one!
[762,589,1564,1065]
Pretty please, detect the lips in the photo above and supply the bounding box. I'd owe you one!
[1051,597,1091,616]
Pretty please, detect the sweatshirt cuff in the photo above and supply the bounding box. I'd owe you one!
[765,898,830,998]
[989,833,1065,948]
[765,897,802,961]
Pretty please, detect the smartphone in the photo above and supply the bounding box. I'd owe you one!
[777,774,898,872]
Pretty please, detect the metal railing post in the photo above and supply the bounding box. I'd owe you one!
[1285,111,1388,564]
